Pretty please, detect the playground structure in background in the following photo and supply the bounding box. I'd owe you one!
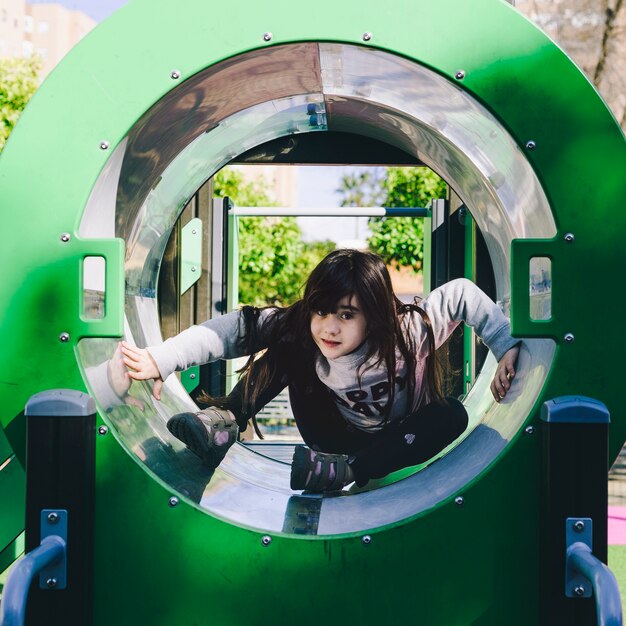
[1,0,626,624]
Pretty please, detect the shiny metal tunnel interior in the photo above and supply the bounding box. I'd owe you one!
[76,43,556,534]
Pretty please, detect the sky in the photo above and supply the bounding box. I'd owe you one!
[28,0,128,22]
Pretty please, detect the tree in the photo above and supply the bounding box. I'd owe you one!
[338,167,386,207]
[0,56,41,153]
[214,167,334,306]
[368,167,447,272]
[336,166,447,273]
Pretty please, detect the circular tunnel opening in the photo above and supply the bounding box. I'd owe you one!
[76,43,556,534]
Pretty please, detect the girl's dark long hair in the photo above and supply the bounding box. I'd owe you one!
[199,249,445,436]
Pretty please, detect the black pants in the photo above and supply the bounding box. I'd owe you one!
[228,362,468,485]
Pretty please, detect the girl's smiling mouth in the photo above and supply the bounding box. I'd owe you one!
[321,339,341,348]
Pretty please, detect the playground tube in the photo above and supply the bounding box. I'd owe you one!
[0,0,624,624]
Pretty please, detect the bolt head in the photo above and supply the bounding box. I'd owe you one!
[362,535,372,545]
[189,373,196,380]
[47,512,59,524]
[524,425,535,435]
[454,496,464,506]
[455,70,465,80]
[59,332,70,343]
[261,535,272,546]
[574,585,585,597]
[99,140,110,150]
[170,70,181,80]
[573,520,585,532]
[169,496,179,507]
[263,32,272,42]
[564,333,575,344]
[60,233,71,243]
[46,578,57,589]
[564,232,575,243]
[525,140,536,151]
[362,32,372,42]
[98,425,108,436]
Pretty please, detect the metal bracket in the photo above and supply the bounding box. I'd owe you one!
[181,365,200,394]
[565,517,592,598]
[180,217,203,295]
[40,509,67,590]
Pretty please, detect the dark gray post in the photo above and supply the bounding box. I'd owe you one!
[540,395,610,626]
[24,389,96,626]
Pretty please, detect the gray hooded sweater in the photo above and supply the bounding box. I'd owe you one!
[148,278,518,432]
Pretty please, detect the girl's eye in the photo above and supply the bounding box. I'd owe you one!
[340,312,353,320]
[315,310,326,317]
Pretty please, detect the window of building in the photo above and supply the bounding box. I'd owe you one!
[24,15,34,33]
[38,20,48,34]
[1,9,7,23]
[22,40,33,56]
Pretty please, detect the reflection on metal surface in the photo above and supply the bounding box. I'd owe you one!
[77,43,557,534]
[529,257,552,321]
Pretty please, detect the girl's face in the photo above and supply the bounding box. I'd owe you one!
[310,295,368,360]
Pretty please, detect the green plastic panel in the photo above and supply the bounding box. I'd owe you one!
[0,533,24,576]
[0,457,25,557]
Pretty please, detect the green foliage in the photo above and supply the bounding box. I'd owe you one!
[214,167,334,306]
[214,168,275,207]
[0,56,41,153]
[369,167,447,272]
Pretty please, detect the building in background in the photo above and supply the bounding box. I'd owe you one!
[231,164,299,208]
[0,0,27,58]
[26,3,95,77]
[0,0,95,78]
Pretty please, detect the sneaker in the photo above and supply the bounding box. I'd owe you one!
[167,408,238,467]
[290,445,354,492]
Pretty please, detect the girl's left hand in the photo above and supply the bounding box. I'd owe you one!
[491,344,520,402]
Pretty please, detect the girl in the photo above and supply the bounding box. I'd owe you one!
[121,249,519,492]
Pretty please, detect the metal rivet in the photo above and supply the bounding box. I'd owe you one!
[99,140,110,150]
[189,373,196,380]
[455,496,464,506]
[362,535,372,545]
[525,140,536,151]
[524,425,535,435]
[169,496,179,507]
[192,229,197,235]
[564,333,575,344]
[263,32,272,42]
[261,535,272,546]
[170,70,181,80]
[573,520,585,532]
[59,332,70,343]
[564,232,575,243]
[46,578,57,589]
[60,233,71,243]
[362,32,372,42]
[574,585,585,597]
[47,512,59,524]
[191,267,197,272]
[455,70,465,80]
[98,425,108,436]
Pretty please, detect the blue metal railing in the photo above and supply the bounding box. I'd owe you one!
[0,535,66,626]
[566,541,623,626]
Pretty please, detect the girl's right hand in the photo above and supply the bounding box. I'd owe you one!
[120,341,164,400]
